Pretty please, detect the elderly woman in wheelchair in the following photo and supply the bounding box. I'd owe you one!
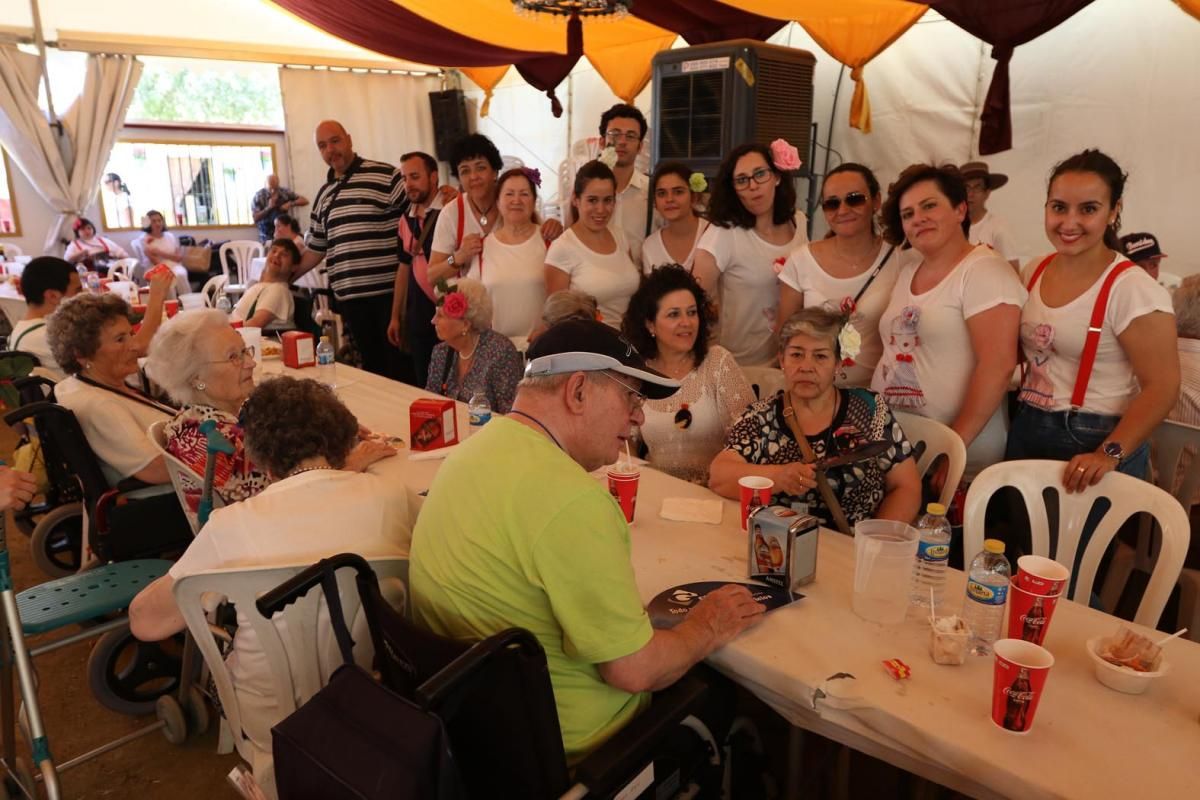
[129,377,407,791]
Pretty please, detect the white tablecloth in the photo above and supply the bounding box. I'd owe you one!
[258,359,1200,800]
[247,257,328,292]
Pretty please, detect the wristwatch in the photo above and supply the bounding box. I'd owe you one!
[1102,441,1124,462]
[446,253,456,267]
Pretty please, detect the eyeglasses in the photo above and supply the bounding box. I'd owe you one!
[732,168,773,190]
[207,346,255,366]
[599,371,646,411]
[605,130,642,143]
[821,192,869,212]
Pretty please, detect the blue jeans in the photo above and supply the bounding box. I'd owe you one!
[1005,403,1149,600]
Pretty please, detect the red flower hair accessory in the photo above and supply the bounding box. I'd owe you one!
[441,291,468,319]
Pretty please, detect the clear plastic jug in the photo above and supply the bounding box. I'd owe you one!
[853,519,920,624]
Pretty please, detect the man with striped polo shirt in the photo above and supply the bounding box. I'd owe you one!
[294,120,408,378]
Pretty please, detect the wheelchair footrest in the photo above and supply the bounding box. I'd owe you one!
[16,559,173,635]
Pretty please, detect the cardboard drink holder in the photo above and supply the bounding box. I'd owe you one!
[748,505,820,591]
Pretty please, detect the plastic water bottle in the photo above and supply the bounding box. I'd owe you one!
[962,539,1012,656]
[467,392,492,428]
[215,293,233,314]
[316,335,336,386]
[86,272,101,293]
[910,502,952,607]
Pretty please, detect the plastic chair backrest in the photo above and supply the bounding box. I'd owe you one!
[219,241,263,287]
[172,557,409,772]
[893,411,967,508]
[0,243,23,258]
[200,274,228,308]
[147,420,220,536]
[740,365,785,401]
[964,460,1188,626]
[1149,420,1200,509]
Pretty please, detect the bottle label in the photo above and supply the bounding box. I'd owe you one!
[966,579,1008,606]
[469,409,491,426]
[916,540,950,563]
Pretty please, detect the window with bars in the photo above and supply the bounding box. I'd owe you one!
[99,141,276,230]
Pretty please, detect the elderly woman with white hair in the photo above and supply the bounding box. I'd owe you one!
[146,310,397,505]
[425,277,523,413]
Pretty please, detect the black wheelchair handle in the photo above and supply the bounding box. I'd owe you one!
[2,400,59,428]
[255,552,377,617]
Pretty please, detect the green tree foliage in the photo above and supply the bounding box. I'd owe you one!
[128,63,284,126]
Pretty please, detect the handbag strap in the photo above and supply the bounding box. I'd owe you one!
[454,194,466,252]
[783,398,853,534]
[850,244,896,307]
[319,570,357,666]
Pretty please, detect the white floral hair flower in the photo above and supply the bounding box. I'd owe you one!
[597,146,619,170]
[838,322,862,364]
[688,172,708,193]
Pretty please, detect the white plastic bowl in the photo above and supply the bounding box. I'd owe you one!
[1085,636,1168,694]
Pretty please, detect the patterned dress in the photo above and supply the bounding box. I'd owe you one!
[723,387,913,528]
[165,405,270,510]
[426,328,524,414]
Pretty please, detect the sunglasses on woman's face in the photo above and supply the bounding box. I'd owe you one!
[821,192,869,213]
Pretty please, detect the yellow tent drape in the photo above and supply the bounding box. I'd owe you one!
[717,0,929,133]
[396,0,676,103]
[1175,0,1200,20]
[459,66,510,117]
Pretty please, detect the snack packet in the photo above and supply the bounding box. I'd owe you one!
[1098,626,1161,672]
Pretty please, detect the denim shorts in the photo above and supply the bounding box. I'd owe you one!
[1005,403,1149,479]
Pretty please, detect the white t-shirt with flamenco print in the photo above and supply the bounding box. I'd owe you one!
[1017,253,1173,416]
[698,211,808,367]
[871,245,1026,476]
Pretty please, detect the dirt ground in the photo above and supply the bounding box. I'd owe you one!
[3,427,239,800]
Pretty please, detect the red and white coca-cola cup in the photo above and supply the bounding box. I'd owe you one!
[991,639,1055,734]
[738,476,774,531]
[607,464,640,524]
[1006,579,1063,647]
[1015,555,1070,596]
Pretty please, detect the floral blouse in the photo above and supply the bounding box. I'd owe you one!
[425,328,523,414]
[165,405,270,509]
[723,387,913,528]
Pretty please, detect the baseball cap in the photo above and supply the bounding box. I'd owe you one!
[1120,232,1165,261]
[525,318,681,400]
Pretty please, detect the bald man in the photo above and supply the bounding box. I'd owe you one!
[293,121,411,380]
[252,174,307,244]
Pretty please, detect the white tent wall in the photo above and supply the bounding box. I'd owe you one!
[460,0,1200,277]
[278,67,441,215]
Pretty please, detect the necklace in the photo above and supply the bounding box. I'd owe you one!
[470,197,496,227]
[458,332,480,362]
[783,388,840,455]
[833,235,880,271]
[287,465,334,478]
[508,409,565,452]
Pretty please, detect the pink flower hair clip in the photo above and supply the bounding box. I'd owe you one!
[769,139,802,172]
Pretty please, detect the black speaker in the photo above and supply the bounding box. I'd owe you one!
[651,40,816,178]
[429,90,470,163]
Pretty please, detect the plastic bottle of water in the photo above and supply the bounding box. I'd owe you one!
[316,335,336,386]
[86,272,101,293]
[215,293,233,314]
[467,392,492,429]
[962,539,1012,655]
[910,502,952,607]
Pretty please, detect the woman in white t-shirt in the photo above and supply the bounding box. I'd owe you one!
[1006,149,1178,491]
[429,135,504,285]
[545,160,641,329]
[779,163,901,388]
[641,162,709,274]
[693,141,809,366]
[468,168,547,341]
[871,164,1025,484]
[135,210,190,296]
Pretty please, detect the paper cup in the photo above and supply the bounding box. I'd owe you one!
[607,466,640,524]
[1015,555,1070,596]
[164,299,180,317]
[991,639,1054,733]
[238,326,263,366]
[1006,579,1062,647]
[738,476,774,531]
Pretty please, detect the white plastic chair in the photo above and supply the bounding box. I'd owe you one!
[218,241,263,299]
[148,420,223,536]
[1098,420,1200,639]
[740,365,785,400]
[964,460,1189,627]
[107,258,139,282]
[173,557,409,798]
[893,411,967,508]
[0,243,24,258]
[200,274,228,308]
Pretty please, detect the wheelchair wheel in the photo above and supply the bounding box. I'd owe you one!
[87,624,185,716]
[29,503,83,578]
[155,695,188,745]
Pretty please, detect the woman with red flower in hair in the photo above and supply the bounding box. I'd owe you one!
[425,277,523,413]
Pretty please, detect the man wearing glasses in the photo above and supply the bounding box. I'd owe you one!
[959,161,1020,270]
[599,104,659,264]
[411,318,764,761]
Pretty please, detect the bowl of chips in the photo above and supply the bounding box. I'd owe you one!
[1086,626,1169,694]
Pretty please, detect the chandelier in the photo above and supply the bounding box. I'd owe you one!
[513,0,633,19]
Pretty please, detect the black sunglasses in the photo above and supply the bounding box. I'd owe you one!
[821,192,870,213]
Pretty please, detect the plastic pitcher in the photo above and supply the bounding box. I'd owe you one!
[853,519,919,624]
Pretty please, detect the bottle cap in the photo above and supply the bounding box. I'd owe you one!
[926,502,947,516]
[320,336,330,344]
[983,539,1005,554]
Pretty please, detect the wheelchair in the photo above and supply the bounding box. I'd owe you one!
[3,400,196,718]
[262,553,726,799]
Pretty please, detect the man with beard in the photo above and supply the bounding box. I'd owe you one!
[389,151,446,387]
[599,104,657,265]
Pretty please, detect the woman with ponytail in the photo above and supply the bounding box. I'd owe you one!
[1006,149,1178,492]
